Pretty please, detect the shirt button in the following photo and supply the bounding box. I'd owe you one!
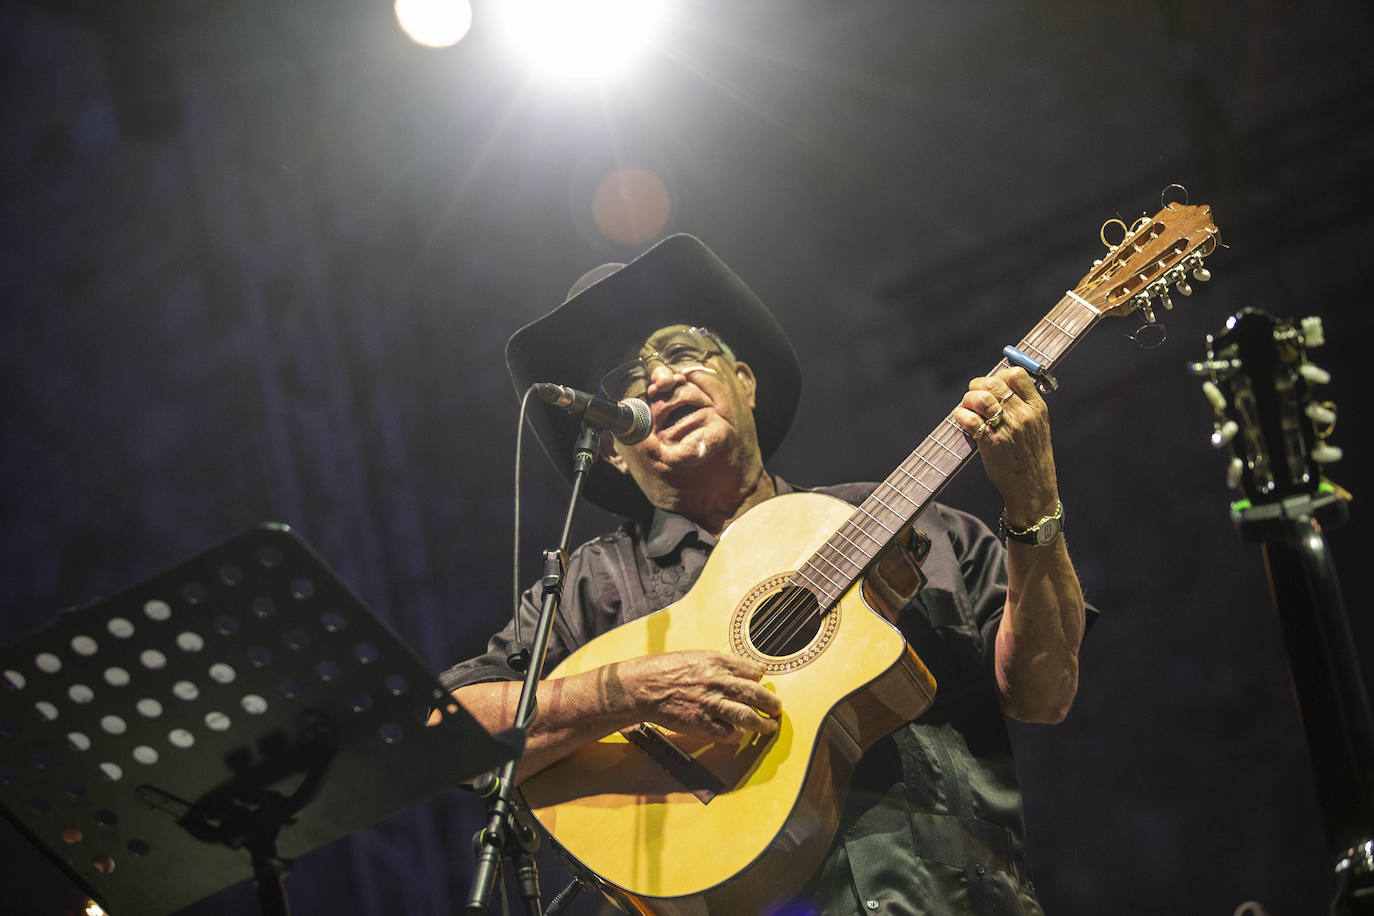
[865,901,880,911]
[975,863,986,876]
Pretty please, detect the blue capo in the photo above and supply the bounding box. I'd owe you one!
[1002,346,1059,391]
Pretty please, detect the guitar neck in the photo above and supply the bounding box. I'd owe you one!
[794,292,1104,607]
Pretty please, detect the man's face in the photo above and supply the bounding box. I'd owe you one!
[603,324,762,488]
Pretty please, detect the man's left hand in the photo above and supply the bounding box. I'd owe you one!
[952,367,1059,525]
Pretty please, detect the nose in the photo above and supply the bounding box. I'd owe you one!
[643,360,682,397]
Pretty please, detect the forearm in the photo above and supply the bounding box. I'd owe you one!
[443,649,782,783]
[447,664,645,782]
[994,536,1085,723]
[951,366,1086,722]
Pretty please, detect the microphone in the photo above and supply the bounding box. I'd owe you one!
[532,383,653,445]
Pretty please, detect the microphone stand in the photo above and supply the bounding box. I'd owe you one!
[465,421,603,915]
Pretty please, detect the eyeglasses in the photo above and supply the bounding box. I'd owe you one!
[599,327,724,400]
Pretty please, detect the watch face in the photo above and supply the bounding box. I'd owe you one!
[1035,517,1062,545]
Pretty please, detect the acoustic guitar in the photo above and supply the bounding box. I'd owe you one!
[522,199,1221,915]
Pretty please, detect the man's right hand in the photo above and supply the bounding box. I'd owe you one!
[446,649,783,782]
[620,649,783,740]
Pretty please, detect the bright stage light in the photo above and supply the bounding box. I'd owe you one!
[500,0,666,83]
[395,0,474,49]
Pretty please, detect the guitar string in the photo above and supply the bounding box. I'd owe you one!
[748,470,929,651]
[755,423,990,653]
[752,453,949,653]
[750,509,889,653]
[749,453,943,652]
[752,417,977,651]
[750,489,917,652]
[748,304,1093,656]
[754,374,1025,652]
[746,257,1189,654]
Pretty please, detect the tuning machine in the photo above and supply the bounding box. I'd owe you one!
[1189,345,1242,488]
[1296,316,1343,465]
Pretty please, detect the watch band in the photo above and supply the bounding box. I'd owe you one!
[999,501,1064,546]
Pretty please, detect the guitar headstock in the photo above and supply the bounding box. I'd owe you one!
[1072,201,1221,325]
[1190,308,1343,504]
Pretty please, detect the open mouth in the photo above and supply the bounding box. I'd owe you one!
[661,404,701,429]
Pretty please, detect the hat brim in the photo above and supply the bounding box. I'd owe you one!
[506,234,801,518]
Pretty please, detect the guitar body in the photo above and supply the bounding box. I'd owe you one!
[521,492,937,916]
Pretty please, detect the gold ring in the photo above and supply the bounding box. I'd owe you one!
[972,422,989,440]
[986,407,1005,430]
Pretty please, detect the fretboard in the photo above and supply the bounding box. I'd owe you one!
[792,290,1104,607]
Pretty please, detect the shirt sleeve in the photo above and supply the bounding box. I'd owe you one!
[436,533,630,691]
[937,504,1012,656]
[437,588,542,691]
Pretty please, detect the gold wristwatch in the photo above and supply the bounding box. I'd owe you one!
[999,501,1064,546]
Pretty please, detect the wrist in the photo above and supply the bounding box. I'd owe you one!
[1002,491,1060,529]
[1000,500,1064,547]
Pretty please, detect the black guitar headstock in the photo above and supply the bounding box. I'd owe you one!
[1190,308,1343,507]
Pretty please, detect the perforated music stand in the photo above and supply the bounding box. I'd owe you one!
[0,523,515,916]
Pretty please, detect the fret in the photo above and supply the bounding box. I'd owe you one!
[911,448,944,475]
[851,503,898,536]
[799,556,849,592]
[810,545,857,581]
[834,522,884,551]
[935,420,968,454]
[1043,313,1075,339]
[1019,339,1051,363]
[892,462,935,494]
[791,565,827,594]
[869,482,917,515]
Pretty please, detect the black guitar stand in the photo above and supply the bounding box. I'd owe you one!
[1235,490,1374,915]
[0,523,517,916]
[1196,308,1373,914]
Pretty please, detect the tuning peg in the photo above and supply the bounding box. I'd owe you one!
[1312,444,1343,464]
[1301,316,1325,347]
[1141,304,1157,325]
[1144,280,1173,310]
[1192,262,1211,282]
[1226,456,1244,490]
[1163,267,1193,296]
[1305,403,1336,426]
[1211,420,1238,447]
[1201,380,1227,413]
[1298,363,1330,385]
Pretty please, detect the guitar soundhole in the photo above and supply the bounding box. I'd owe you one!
[750,586,822,657]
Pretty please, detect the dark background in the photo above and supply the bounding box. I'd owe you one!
[3,1,1373,913]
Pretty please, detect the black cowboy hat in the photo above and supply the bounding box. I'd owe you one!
[506,233,801,519]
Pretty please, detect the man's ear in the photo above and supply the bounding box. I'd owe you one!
[601,437,630,474]
[734,360,758,409]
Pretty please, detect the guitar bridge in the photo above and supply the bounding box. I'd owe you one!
[620,724,727,804]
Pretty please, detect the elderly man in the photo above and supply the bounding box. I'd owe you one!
[441,234,1087,915]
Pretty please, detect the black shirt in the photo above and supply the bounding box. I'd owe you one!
[441,479,1059,915]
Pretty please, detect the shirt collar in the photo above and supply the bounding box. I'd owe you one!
[642,474,794,560]
[644,507,714,559]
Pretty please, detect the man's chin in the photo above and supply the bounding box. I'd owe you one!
[659,427,723,466]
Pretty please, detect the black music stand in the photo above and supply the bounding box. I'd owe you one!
[0,523,516,916]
